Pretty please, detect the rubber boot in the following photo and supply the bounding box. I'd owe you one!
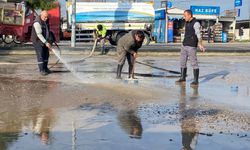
[38,63,43,72]
[38,63,48,76]
[190,69,199,87]
[44,61,52,74]
[128,65,133,79]
[116,64,123,79]
[128,65,137,79]
[101,46,105,55]
[175,68,187,84]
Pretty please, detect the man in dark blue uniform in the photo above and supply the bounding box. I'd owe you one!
[31,11,52,76]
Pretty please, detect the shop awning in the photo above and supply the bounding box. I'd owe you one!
[194,14,217,20]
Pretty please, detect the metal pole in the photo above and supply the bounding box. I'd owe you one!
[232,17,236,42]
[249,9,250,41]
[165,0,168,43]
[71,0,76,47]
[72,121,76,150]
[233,6,236,42]
[248,0,250,41]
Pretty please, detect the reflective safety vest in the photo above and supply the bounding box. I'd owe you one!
[95,25,107,38]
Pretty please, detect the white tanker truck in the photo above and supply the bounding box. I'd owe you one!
[66,2,155,45]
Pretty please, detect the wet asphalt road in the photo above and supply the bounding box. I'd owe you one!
[0,54,250,150]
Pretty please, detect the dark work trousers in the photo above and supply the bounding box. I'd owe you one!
[33,43,49,72]
[180,46,199,69]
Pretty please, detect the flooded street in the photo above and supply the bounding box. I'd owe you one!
[0,54,250,150]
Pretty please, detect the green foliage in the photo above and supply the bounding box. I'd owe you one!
[25,0,57,10]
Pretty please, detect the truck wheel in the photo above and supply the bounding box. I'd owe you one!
[2,35,14,44]
[143,33,150,45]
[116,31,128,44]
[13,36,22,44]
[0,34,3,44]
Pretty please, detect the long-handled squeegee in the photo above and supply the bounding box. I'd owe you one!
[121,50,181,75]
[135,61,181,75]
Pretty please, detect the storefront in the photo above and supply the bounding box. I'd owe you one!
[154,6,236,43]
[235,20,250,41]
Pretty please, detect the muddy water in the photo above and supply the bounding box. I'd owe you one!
[0,55,250,149]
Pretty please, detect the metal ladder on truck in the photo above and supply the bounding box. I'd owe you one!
[75,29,95,42]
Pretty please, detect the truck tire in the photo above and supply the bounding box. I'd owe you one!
[13,36,22,44]
[2,35,14,44]
[0,34,3,44]
[143,32,150,46]
[116,31,128,44]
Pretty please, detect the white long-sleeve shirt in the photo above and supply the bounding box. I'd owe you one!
[193,22,201,40]
[33,22,48,44]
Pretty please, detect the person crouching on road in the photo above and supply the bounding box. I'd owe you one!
[31,11,52,76]
[176,9,205,87]
[94,24,107,55]
[116,30,145,79]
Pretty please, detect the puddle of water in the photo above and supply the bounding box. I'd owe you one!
[0,103,249,150]
[0,78,250,150]
[1,55,250,149]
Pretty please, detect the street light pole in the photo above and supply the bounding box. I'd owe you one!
[71,0,76,47]
[249,10,250,41]
[162,0,168,43]
[165,1,168,43]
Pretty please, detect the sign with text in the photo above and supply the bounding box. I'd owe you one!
[155,9,166,20]
[190,6,220,15]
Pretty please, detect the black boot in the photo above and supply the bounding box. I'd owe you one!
[128,65,137,79]
[38,63,48,76]
[190,69,199,86]
[44,61,52,74]
[100,47,106,55]
[176,68,187,84]
[40,71,48,76]
[116,64,123,79]
[38,63,43,72]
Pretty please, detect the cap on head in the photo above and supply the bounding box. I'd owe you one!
[97,24,103,31]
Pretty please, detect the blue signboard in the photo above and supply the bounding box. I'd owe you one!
[235,0,242,7]
[153,19,166,43]
[190,6,220,15]
[155,9,166,20]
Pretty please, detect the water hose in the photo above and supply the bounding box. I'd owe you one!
[49,42,61,69]
[68,39,98,64]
